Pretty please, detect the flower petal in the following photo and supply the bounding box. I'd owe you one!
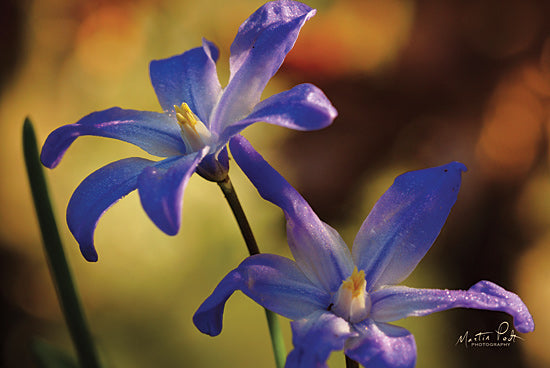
[40,107,185,168]
[193,254,330,336]
[229,135,354,292]
[345,320,416,368]
[287,310,355,368]
[210,1,316,132]
[370,281,535,333]
[353,162,467,290]
[67,157,157,262]
[219,83,337,142]
[137,149,207,236]
[149,39,222,124]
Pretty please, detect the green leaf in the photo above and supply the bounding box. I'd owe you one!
[30,339,79,368]
[23,118,102,368]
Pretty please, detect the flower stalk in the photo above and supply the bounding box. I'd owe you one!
[217,177,259,255]
[23,118,102,368]
[217,176,286,368]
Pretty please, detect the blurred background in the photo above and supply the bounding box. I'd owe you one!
[1,0,549,367]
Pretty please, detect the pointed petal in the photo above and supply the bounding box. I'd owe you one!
[345,320,416,368]
[229,135,354,292]
[149,39,222,124]
[219,83,337,142]
[286,310,355,368]
[370,281,535,333]
[40,107,185,168]
[193,254,330,336]
[137,149,207,236]
[210,1,316,132]
[67,157,157,262]
[353,162,467,290]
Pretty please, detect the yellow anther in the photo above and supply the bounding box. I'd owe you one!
[174,103,198,129]
[341,267,366,298]
[332,267,371,323]
[172,103,212,152]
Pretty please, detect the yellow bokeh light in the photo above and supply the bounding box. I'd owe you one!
[517,234,550,368]
[476,70,545,179]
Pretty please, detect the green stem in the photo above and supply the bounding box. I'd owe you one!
[23,118,102,368]
[263,305,286,368]
[345,354,360,368]
[218,176,286,368]
[217,176,260,256]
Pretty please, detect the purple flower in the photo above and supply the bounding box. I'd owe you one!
[193,136,534,368]
[40,1,336,262]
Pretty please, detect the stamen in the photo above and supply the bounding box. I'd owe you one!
[332,267,371,323]
[173,103,211,152]
[175,103,199,129]
[341,267,366,298]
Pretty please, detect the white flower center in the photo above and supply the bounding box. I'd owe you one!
[174,103,212,152]
[331,267,371,323]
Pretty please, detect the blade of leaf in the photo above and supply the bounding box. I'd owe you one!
[30,339,79,368]
[23,117,102,368]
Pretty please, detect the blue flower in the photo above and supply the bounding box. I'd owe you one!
[40,1,336,262]
[193,136,534,368]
